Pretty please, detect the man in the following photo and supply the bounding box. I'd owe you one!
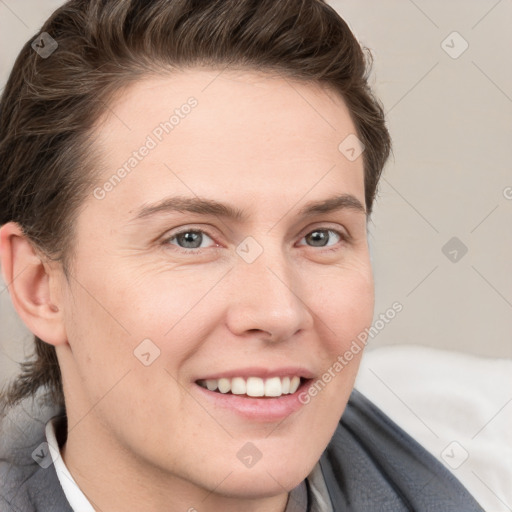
[0,1,484,510]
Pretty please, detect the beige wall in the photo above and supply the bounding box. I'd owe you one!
[331,0,512,358]
[1,0,511,386]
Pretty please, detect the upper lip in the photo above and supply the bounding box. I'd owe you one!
[196,366,316,381]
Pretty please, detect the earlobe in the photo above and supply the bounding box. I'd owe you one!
[0,222,68,347]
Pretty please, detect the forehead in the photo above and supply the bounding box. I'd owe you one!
[88,68,364,220]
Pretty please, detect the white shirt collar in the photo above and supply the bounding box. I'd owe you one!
[45,416,95,512]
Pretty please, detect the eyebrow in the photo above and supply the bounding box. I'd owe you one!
[129,193,367,223]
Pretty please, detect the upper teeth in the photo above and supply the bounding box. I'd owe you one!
[198,376,301,397]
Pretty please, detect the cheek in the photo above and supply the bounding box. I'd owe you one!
[312,263,375,348]
[301,263,374,407]
[63,262,221,393]
[63,288,134,400]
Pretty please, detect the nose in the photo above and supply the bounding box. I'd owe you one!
[224,242,314,343]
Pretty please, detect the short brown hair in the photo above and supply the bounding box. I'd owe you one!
[0,0,391,412]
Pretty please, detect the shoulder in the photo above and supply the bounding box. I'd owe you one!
[319,388,485,511]
[0,398,72,512]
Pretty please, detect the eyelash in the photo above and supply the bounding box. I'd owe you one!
[162,226,350,255]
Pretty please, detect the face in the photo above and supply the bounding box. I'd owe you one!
[55,69,374,498]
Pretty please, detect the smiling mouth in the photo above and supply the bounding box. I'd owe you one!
[196,376,306,398]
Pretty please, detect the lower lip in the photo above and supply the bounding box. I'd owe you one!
[193,380,312,422]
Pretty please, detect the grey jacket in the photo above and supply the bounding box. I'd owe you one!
[0,389,484,511]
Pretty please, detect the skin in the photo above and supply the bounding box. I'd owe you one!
[0,69,374,512]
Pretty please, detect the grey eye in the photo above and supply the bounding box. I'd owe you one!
[302,229,342,247]
[168,230,215,249]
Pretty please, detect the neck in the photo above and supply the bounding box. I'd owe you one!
[59,414,291,512]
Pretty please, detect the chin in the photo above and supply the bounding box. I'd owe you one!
[211,464,309,499]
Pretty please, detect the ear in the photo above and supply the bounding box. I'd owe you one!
[0,222,67,346]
